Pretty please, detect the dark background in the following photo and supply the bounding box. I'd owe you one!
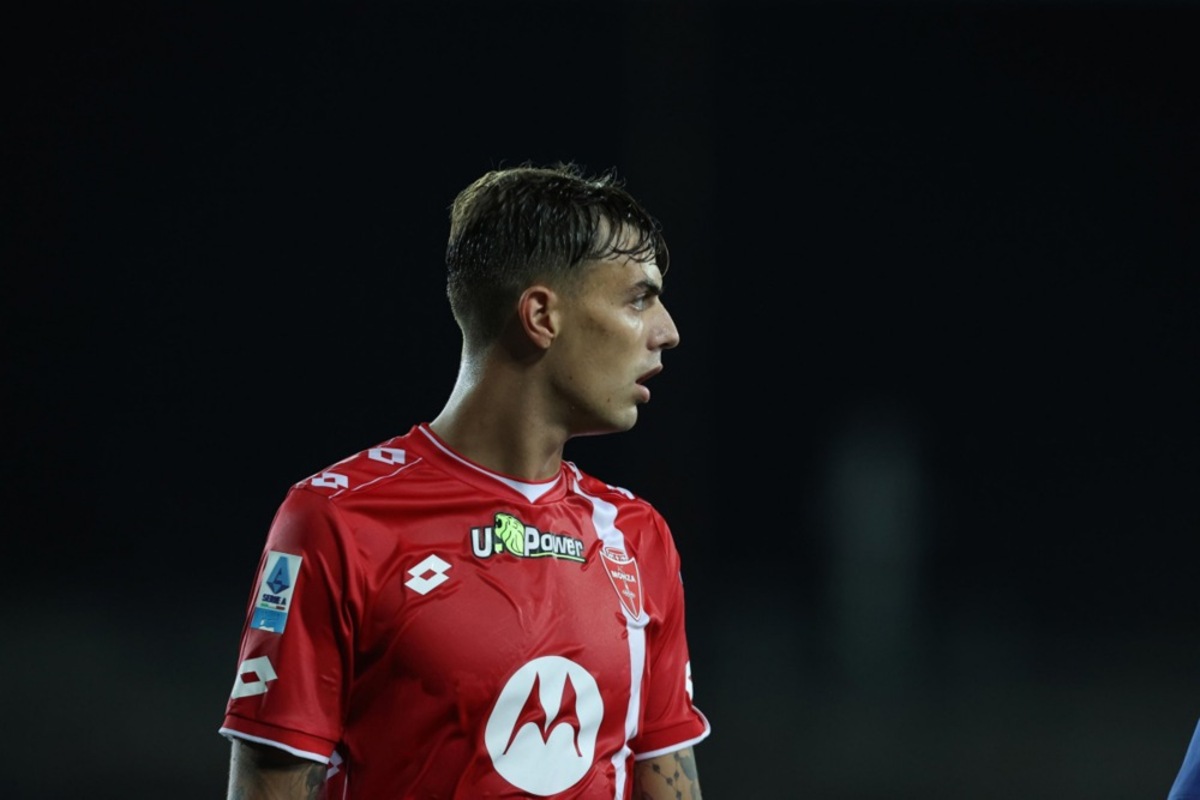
[4,2,1198,798]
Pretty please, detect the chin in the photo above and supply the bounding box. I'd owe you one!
[574,407,639,437]
[613,407,640,432]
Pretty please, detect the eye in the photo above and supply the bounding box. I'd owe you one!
[630,286,662,311]
[628,278,663,311]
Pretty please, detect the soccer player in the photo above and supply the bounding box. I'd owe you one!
[219,162,711,799]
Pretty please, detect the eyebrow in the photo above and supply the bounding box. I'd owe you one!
[634,278,663,297]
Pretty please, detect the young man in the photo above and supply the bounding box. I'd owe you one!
[219,163,711,799]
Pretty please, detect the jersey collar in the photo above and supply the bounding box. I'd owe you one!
[415,423,566,504]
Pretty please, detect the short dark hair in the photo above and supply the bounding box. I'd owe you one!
[445,162,669,347]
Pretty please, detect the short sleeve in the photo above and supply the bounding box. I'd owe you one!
[219,487,357,762]
[629,514,711,758]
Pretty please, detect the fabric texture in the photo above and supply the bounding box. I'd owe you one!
[220,423,710,799]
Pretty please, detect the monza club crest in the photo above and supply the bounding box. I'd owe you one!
[599,546,644,621]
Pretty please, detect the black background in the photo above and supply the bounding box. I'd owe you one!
[4,2,1198,798]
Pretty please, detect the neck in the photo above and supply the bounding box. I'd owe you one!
[429,351,568,482]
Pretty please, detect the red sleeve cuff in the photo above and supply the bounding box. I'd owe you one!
[632,709,712,760]
[219,714,338,764]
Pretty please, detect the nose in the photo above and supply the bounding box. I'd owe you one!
[655,303,681,351]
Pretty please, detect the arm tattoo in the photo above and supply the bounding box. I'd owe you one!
[228,739,327,800]
[634,747,703,800]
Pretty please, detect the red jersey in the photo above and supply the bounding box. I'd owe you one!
[219,423,710,799]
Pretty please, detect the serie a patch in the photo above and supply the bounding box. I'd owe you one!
[249,551,302,634]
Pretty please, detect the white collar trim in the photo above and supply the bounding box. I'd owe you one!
[418,425,561,503]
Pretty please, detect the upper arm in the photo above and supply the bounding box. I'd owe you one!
[227,738,327,800]
[632,747,702,800]
[221,489,352,761]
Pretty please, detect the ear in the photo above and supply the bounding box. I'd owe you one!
[516,285,558,350]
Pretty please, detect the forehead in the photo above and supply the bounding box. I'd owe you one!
[580,253,663,290]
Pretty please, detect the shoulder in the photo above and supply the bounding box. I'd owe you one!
[290,428,428,501]
[567,462,657,511]
[566,464,686,586]
[263,428,432,550]
[566,462,672,540]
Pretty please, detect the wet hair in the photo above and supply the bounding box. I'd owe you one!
[445,161,669,347]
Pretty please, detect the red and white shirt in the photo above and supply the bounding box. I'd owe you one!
[220,423,710,799]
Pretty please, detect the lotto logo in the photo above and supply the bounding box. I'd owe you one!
[404,554,451,595]
[311,472,348,489]
[231,656,277,699]
[327,750,343,781]
[368,447,405,465]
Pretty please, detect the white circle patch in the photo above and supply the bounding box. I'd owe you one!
[483,655,604,795]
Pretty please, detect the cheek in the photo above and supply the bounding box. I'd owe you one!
[571,311,643,370]
[563,341,619,396]
[587,334,633,372]
[589,314,643,348]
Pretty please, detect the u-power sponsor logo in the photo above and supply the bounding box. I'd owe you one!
[470,512,585,563]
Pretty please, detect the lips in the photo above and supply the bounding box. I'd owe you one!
[634,366,661,403]
[636,365,663,385]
